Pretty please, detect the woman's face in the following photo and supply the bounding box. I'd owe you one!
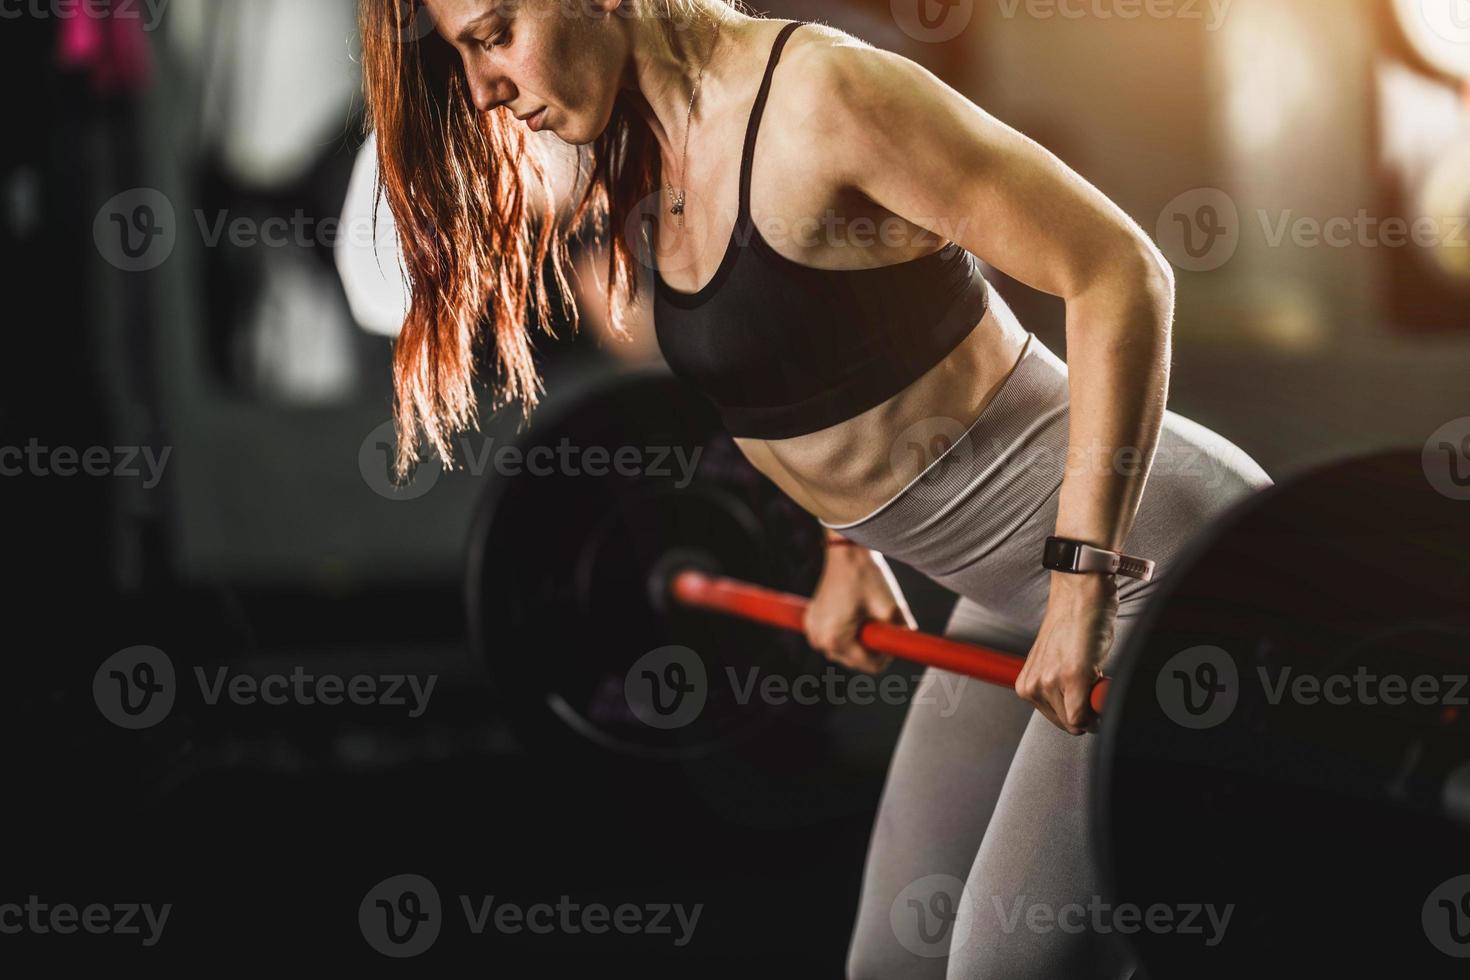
[422,0,626,145]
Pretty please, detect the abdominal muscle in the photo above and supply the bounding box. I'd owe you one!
[733,288,1032,527]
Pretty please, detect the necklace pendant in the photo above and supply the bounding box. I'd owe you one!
[670,190,686,217]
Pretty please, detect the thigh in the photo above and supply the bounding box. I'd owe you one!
[846,599,1037,979]
[943,623,1147,980]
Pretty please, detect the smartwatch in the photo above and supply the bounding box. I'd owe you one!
[1043,536,1155,583]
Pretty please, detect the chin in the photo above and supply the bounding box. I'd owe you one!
[560,102,619,147]
[557,117,599,147]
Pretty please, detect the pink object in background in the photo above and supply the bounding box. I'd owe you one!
[55,0,155,97]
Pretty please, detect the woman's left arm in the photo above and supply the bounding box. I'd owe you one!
[803,40,1176,735]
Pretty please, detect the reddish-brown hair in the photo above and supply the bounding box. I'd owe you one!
[359,0,732,480]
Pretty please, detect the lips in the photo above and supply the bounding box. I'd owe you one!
[523,107,547,132]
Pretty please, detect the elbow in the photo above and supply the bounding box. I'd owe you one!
[1072,238,1175,324]
[1129,237,1176,305]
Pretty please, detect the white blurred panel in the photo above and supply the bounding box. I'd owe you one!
[336,132,411,337]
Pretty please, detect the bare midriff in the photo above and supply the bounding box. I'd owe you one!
[734,293,1032,527]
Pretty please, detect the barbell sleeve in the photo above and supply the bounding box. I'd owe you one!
[670,569,1110,716]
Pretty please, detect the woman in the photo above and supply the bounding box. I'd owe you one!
[360,1,1272,975]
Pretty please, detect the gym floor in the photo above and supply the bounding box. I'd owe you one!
[3,0,1468,974]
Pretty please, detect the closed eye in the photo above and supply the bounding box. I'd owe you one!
[480,28,511,50]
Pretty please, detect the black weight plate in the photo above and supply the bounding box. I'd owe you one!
[466,367,826,763]
[1097,451,1470,977]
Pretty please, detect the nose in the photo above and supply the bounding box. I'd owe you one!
[468,70,513,115]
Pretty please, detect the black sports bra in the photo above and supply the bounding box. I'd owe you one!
[652,21,991,441]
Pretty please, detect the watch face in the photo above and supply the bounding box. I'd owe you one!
[1044,537,1076,570]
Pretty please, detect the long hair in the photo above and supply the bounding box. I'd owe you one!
[359,0,735,481]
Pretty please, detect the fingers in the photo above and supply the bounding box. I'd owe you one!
[882,600,918,631]
[802,608,892,674]
[1060,667,1100,733]
[1015,665,1094,736]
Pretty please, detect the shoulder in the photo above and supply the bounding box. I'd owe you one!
[768,22,952,170]
[779,23,937,115]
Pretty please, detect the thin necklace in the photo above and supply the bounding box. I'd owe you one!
[665,19,722,226]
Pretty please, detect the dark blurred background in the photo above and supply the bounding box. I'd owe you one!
[1,0,1467,971]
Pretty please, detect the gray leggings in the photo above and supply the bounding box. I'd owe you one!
[824,333,1274,979]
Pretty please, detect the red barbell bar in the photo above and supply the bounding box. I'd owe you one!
[670,569,1110,716]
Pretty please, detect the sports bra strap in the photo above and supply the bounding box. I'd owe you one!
[739,21,804,222]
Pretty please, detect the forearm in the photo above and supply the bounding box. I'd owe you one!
[1052,250,1174,582]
